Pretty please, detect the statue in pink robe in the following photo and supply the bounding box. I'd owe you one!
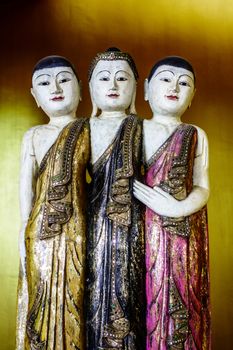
[134,56,211,349]
[145,124,210,349]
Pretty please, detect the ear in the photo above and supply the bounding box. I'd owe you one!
[129,84,137,115]
[193,87,196,99]
[89,82,99,117]
[30,88,40,108]
[189,87,196,108]
[144,79,149,101]
[78,80,82,102]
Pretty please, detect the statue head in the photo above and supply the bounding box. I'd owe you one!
[31,55,81,119]
[145,56,196,118]
[88,47,138,117]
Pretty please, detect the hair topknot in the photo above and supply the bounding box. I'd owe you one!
[88,47,139,81]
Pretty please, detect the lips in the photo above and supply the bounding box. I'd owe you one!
[51,96,64,101]
[166,95,178,100]
[107,94,119,98]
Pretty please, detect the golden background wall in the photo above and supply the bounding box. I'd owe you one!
[0,0,232,348]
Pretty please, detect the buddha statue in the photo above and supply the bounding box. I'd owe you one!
[86,48,146,350]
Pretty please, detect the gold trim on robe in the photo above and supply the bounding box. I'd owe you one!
[16,119,90,350]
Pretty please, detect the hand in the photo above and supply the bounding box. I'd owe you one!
[133,180,209,217]
[133,180,181,217]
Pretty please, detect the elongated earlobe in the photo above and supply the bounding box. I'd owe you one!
[189,88,196,108]
[89,83,99,117]
[79,80,82,102]
[30,88,40,108]
[91,101,98,117]
[129,87,137,115]
[192,87,196,101]
[144,79,149,101]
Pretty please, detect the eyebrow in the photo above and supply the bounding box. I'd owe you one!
[34,73,51,80]
[95,69,132,78]
[56,70,74,78]
[155,70,175,77]
[179,74,194,82]
[115,70,132,76]
[155,70,193,81]
[96,70,111,76]
[34,70,73,81]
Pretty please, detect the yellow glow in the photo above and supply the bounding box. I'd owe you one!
[50,0,233,46]
[0,0,233,348]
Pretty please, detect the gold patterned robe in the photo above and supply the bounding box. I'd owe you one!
[16,119,90,350]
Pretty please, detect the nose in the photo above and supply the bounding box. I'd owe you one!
[109,77,117,90]
[50,78,63,94]
[169,79,179,93]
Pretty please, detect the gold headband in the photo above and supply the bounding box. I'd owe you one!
[88,49,139,81]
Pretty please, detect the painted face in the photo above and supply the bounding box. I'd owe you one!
[146,65,195,117]
[89,60,136,113]
[31,66,80,117]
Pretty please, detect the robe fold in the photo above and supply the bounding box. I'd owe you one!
[86,115,146,350]
[16,119,90,350]
[145,123,211,350]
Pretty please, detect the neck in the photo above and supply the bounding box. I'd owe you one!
[98,111,127,120]
[151,113,182,126]
[48,113,76,127]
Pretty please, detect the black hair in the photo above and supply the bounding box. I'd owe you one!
[32,55,79,80]
[148,56,195,83]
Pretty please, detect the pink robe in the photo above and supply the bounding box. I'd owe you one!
[145,124,210,350]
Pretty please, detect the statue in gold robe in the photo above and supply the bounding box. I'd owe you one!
[16,56,90,350]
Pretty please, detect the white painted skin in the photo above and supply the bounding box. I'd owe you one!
[19,66,81,272]
[133,64,209,217]
[89,60,137,164]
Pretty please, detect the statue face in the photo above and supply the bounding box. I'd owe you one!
[146,65,195,117]
[89,60,136,113]
[31,66,80,117]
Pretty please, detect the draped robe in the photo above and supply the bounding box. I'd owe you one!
[16,119,90,350]
[86,115,146,350]
[145,123,211,350]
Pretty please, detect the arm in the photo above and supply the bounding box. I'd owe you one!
[133,181,209,217]
[133,127,209,217]
[19,128,37,272]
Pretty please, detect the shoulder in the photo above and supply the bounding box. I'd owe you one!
[89,116,98,127]
[22,125,39,137]
[142,117,155,130]
[143,117,151,125]
[189,124,208,143]
[22,124,51,139]
[21,126,42,156]
[21,124,52,153]
[188,124,209,158]
[21,125,42,144]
